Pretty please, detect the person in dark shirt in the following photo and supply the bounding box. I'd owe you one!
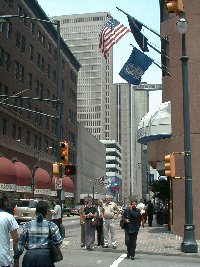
[122,199,140,260]
[96,199,104,246]
[83,196,97,251]
[146,200,154,227]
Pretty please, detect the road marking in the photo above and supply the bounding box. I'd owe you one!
[110,254,126,267]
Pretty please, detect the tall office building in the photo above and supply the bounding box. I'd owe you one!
[51,12,113,140]
[112,83,149,201]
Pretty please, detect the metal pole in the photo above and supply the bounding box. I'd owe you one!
[180,33,198,253]
[55,20,63,217]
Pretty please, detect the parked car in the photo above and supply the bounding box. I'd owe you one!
[14,199,52,224]
[62,205,71,217]
[70,205,81,216]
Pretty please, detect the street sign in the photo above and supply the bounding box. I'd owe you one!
[55,177,62,190]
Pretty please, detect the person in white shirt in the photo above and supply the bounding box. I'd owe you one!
[0,193,19,267]
[51,198,62,234]
[136,199,146,228]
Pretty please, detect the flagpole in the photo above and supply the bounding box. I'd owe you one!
[116,7,168,41]
[130,44,170,75]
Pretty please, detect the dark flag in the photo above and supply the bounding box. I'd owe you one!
[127,14,149,52]
[119,47,153,85]
[99,18,130,59]
[98,176,105,187]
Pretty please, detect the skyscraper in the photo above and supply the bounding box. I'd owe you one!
[51,12,113,140]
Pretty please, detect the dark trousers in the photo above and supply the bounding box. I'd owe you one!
[52,218,61,234]
[125,230,138,257]
[22,249,54,267]
[96,224,104,246]
[148,213,153,226]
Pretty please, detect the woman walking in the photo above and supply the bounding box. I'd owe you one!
[14,200,62,267]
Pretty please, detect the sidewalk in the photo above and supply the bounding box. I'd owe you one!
[62,219,200,257]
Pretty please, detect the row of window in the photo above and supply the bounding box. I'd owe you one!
[61,15,105,25]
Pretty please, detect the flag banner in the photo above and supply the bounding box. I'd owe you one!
[119,47,153,85]
[127,14,149,52]
[99,18,130,59]
[98,176,105,187]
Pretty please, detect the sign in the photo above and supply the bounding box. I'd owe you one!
[0,183,16,191]
[55,178,62,190]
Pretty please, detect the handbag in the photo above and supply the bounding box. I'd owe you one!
[48,224,63,262]
[91,218,97,226]
[120,218,125,229]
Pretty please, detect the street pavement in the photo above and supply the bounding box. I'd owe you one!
[62,217,200,258]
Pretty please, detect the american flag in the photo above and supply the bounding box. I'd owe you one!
[98,176,105,187]
[99,18,130,59]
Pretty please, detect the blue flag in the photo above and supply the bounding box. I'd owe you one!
[127,14,149,52]
[119,47,153,85]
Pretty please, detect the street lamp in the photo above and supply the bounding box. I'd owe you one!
[176,15,198,253]
[89,179,97,200]
[138,162,149,199]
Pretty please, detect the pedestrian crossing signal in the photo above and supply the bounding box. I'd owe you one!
[64,164,76,176]
[165,0,184,15]
[165,154,175,177]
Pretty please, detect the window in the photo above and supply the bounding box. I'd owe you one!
[34,135,37,149]
[26,130,30,145]
[6,22,12,39]
[17,126,21,142]
[16,31,20,49]
[14,61,24,83]
[30,22,35,35]
[12,123,16,139]
[28,72,32,90]
[2,119,7,135]
[21,36,25,53]
[29,45,34,61]
[47,64,50,78]
[48,43,51,54]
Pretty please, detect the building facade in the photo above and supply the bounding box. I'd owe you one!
[76,123,106,204]
[0,0,80,199]
[51,12,114,141]
[147,1,200,238]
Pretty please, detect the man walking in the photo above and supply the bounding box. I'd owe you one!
[103,195,119,249]
[96,199,104,247]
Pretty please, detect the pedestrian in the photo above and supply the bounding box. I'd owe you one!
[102,195,120,249]
[96,198,104,247]
[51,198,62,234]
[79,196,88,248]
[122,198,141,260]
[146,200,154,226]
[136,199,146,228]
[83,196,97,251]
[0,192,19,267]
[14,200,62,267]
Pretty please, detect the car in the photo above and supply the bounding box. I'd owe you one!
[14,199,52,224]
[70,205,81,216]
[62,205,71,217]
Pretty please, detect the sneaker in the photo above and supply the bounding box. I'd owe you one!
[130,256,135,260]
[80,244,85,248]
[126,254,130,259]
[112,245,116,249]
[103,245,108,248]
[87,247,93,251]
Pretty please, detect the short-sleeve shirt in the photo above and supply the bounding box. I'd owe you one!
[0,211,19,266]
[84,206,97,220]
[52,204,61,220]
[103,202,119,219]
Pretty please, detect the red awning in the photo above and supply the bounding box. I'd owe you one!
[0,157,16,191]
[51,175,74,192]
[33,168,51,196]
[13,161,32,193]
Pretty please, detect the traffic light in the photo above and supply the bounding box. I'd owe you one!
[64,164,76,176]
[60,141,68,164]
[165,0,184,15]
[52,162,59,175]
[165,154,175,177]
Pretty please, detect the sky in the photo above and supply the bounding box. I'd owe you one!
[37,0,162,110]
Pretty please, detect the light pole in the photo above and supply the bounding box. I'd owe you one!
[176,15,198,253]
[138,162,149,199]
[89,179,97,200]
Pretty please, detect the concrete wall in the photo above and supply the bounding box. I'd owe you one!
[75,123,106,204]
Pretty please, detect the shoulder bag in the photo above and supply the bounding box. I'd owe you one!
[48,224,63,262]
